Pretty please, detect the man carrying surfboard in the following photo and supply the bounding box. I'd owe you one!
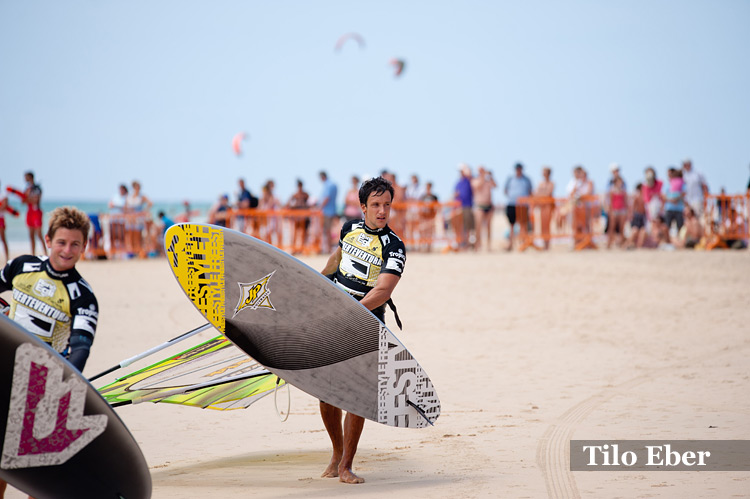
[0,206,100,499]
[0,206,98,371]
[319,176,407,484]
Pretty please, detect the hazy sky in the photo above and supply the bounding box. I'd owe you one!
[1,0,748,205]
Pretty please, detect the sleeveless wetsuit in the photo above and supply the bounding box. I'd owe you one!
[0,255,99,371]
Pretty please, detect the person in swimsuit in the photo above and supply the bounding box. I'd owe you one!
[626,183,648,249]
[343,176,362,221]
[472,166,497,251]
[21,171,46,256]
[319,176,406,484]
[534,166,555,250]
[606,176,628,248]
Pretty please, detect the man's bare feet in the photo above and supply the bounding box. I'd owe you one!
[321,457,340,478]
[339,466,365,484]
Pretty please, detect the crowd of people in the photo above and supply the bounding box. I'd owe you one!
[451,159,749,252]
[204,170,445,254]
[2,161,747,263]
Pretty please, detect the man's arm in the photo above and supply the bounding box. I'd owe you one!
[321,247,342,276]
[359,273,400,311]
[67,331,93,371]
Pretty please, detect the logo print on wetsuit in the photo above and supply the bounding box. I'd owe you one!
[233,271,276,317]
[1,343,107,469]
[34,279,56,298]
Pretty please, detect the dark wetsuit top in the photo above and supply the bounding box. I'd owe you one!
[332,219,406,321]
[0,255,98,371]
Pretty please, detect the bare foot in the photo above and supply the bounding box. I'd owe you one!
[339,467,365,484]
[321,458,340,478]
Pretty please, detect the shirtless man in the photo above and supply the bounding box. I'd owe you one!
[319,176,406,484]
[472,166,497,250]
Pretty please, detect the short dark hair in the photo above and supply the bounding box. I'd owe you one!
[359,176,394,205]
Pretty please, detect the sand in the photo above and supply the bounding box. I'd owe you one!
[4,248,749,498]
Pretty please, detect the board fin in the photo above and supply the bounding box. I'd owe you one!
[406,399,434,426]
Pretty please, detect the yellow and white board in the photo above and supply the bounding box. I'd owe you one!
[165,223,440,428]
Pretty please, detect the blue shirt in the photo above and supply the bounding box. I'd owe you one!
[664,182,685,212]
[455,177,473,207]
[320,180,338,216]
[504,174,533,205]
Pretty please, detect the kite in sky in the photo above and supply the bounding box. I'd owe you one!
[390,58,406,77]
[334,32,365,52]
[232,132,248,157]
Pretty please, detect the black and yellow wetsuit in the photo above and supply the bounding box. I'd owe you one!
[0,255,98,371]
[332,219,406,323]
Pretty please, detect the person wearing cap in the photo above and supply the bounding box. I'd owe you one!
[503,163,533,251]
[454,164,475,250]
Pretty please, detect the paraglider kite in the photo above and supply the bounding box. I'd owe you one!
[232,132,248,157]
[390,58,406,77]
[334,32,365,52]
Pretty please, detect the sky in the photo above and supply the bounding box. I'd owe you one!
[1,0,749,206]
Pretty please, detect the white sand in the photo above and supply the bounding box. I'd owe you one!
[4,248,749,498]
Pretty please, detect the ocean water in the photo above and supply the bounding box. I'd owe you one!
[2,199,212,254]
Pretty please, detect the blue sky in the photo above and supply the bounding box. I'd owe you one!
[1,0,748,206]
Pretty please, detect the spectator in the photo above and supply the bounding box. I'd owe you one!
[503,163,533,251]
[287,179,310,253]
[419,181,439,252]
[642,166,663,222]
[663,167,686,240]
[626,183,648,249]
[676,206,703,249]
[681,159,709,216]
[236,178,258,233]
[454,164,475,250]
[108,183,129,253]
[534,166,555,250]
[208,194,230,227]
[606,176,628,249]
[405,174,425,245]
[472,166,497,251]
[126,180,152,257]
[343,176,362,220]
[22,171,46,256]
[318,171,338,253]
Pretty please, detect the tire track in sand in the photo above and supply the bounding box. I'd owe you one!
[535,343,748,499]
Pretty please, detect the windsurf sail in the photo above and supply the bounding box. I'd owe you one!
[98,335,282,410]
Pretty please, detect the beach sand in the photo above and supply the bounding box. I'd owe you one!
[4,248,749,498]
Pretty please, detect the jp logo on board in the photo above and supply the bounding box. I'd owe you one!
[233,271,276,317]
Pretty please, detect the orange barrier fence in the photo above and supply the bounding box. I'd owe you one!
[226,208,325,255]
[225,201,461,254]
[391,201,461,251]
[515,195,603,251]
[86,212,158,260]
[703,194,749,250]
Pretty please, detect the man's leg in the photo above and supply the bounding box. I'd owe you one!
[339,412,365,483]
[319,401,343,478]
